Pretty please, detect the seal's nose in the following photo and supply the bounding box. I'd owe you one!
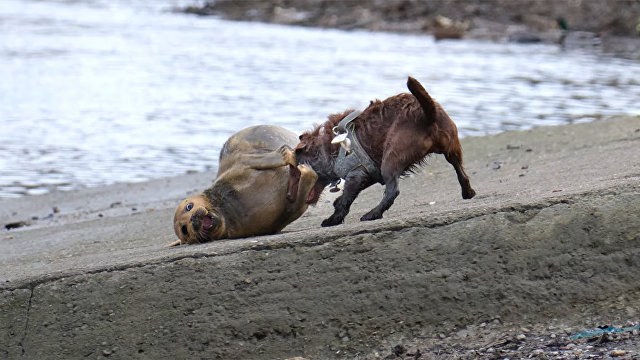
[190,215,200,231]
[190,208,206,231]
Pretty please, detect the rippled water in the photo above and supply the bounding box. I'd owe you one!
[1,0,639,198]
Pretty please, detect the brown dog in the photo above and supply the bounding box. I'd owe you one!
[170,125,322,246]
[295,76,475,227]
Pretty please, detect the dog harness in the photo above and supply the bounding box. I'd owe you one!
[331,110,380,180]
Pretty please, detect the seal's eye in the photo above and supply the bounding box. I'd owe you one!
[181,225,188,235]
[185,202,193,212]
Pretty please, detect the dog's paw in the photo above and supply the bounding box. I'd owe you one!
[277,145,296,166]
[321,216,343,227]
[463,188,476,199]
[360,211,382,222]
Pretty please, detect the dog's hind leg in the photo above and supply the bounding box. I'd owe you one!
[444,150,476,199]
[322,168,374,227]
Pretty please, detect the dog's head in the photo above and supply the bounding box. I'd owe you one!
[172,194,226,245]
[295,133,335,188]
[296,111,357,187]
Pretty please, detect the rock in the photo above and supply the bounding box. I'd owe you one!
[392,344,406,356]
[432,15,469,40]
[509,33,543,43]
[272,7,309,25]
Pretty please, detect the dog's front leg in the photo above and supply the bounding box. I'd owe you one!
[321,168,373,227]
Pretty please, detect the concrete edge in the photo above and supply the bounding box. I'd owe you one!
[3,182,635,293]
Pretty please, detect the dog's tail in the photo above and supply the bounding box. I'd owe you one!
[407,76,437,122]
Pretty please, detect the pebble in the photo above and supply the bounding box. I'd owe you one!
[373,321,640,359]
[610,350,629,356]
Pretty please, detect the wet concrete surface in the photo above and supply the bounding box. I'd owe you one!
[1,116,639,359]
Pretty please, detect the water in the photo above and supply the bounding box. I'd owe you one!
[1,0,639,198]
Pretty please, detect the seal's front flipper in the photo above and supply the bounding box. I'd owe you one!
[276,145,297,167]
[289,164,319,210]
[287,164,301,203]
[243,145,296,170]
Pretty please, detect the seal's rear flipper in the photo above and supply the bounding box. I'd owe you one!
[165,239,181,247]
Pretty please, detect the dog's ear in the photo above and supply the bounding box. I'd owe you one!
[295,139,307,151]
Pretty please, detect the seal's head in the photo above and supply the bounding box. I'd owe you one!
[172,194,226,246]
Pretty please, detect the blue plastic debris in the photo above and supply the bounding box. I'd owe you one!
[570,324,640,340]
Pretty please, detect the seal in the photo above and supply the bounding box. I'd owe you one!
[169,125,323,246]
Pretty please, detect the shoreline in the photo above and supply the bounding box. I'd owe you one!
[1,116,639,358]
[184,0,640,59]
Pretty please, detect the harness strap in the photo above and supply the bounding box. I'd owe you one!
[333,110,362,134]
[347,123,379,176]
[332,110,380,179]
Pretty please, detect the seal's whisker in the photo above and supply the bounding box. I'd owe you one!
[196,229,207,243]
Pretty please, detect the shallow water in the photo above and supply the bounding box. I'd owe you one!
[1,0,639,198]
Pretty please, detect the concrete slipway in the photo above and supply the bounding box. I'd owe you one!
[1,116,639,359]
